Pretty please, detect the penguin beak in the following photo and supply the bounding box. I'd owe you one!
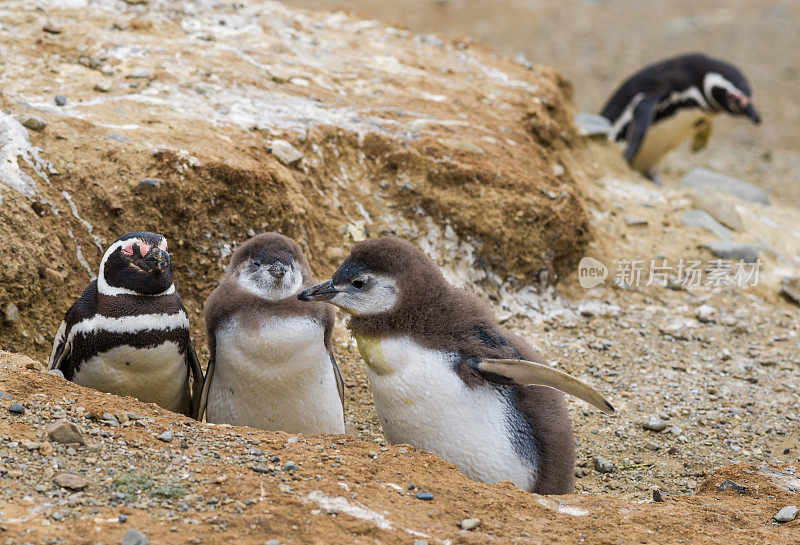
[142,248,170,274]
[298,280,339,301]
[743,103,761,124]
[268,262,287,279]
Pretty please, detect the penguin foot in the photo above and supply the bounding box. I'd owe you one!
[643,170,663,186]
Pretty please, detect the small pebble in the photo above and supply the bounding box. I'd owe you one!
[8,403,25,415]
[415,492,434,501]
[651,488,665,502]
[283,461,298,471]
[3,303,19,325]
[20,116,47,131]
[593,456,614,474]
[459,518,481,531]
[122,528,149,545]
[264,540,280,545]
[774,506,798,522]
[139,178,162,188]
[695,304,717,323]
[119,514,128,523]
[251,465,271,474]
[156,430,173,442]
[642,415,667,432]
[55,94,67,106]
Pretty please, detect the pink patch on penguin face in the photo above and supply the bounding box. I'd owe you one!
[122,244,135,256]
[136,242,153,257]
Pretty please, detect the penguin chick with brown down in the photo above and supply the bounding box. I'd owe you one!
[48,232,203,418]
[299,237,614,494]
[200,233,345,434]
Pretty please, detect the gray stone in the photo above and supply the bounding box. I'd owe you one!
[47,420,88,445]
[680,209,732,240]
[55,95,67,106]
[651,487,665,502]
[781,277,800,306]
[8,403,25,415]
[680,167,770,205]
[415,491,434,500]
[283,461,298,471]
[49,368,65,378]
[54,472,88,490]
[264,541,280,545]
[688,190,743,231]
[459,518,481,531]
[703,241,760,263]
[20,116,47,131]
[139,178,162,188]
[574,112,611,137]
[107,134,131,143]
[695,304,717,323]
[156,430,173,442]
[593,456,614,473]
[774,505,798,522]
[94,81,112,93]
[642,416,667,432]
[129,68,151,79]
[122,528,149,545]
[268,139,303,166]
[3,303,19,325]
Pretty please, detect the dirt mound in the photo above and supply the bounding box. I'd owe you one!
[0,0,591,360]
[0,351,796,544]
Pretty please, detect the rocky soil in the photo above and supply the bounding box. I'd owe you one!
[0,1,798,544]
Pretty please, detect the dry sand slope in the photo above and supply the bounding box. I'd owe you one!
[0,0,798,543]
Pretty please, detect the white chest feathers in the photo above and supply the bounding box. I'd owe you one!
[631,108,712,171]
[73,341,190,414]
[355,335,537,490]
[207,315,344,434]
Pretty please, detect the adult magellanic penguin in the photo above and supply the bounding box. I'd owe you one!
[601,53,760,181]
[298,236,613,494]
[48,232,203,418]
[199,233,345,434]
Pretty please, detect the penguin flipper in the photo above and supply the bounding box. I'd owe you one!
[197,353,215,422]
[186,338,204,420]
[691,118,713,152]
[476,358,615,414]
[624,95,661,165]
[48,322,71,373]
[329,351,346,412]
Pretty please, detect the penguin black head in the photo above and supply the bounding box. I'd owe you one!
[298,236,443,317]
[98,232,174,296]
[695,54,760,124]
[229,233,311,301]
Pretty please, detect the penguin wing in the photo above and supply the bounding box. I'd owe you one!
[623,94,662,164]
[473,357,614,414]
[197,352,214,422]
[329,351,345,411]
[186,337,204,420]
[48,280,99,378]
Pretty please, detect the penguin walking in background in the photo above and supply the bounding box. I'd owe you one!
[200,233,345,434]
[48,232,203,418]
[298,237,613,494]
[601,53,760,181]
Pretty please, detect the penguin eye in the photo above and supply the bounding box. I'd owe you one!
[351,279,365,289]
[253,258,262,267]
